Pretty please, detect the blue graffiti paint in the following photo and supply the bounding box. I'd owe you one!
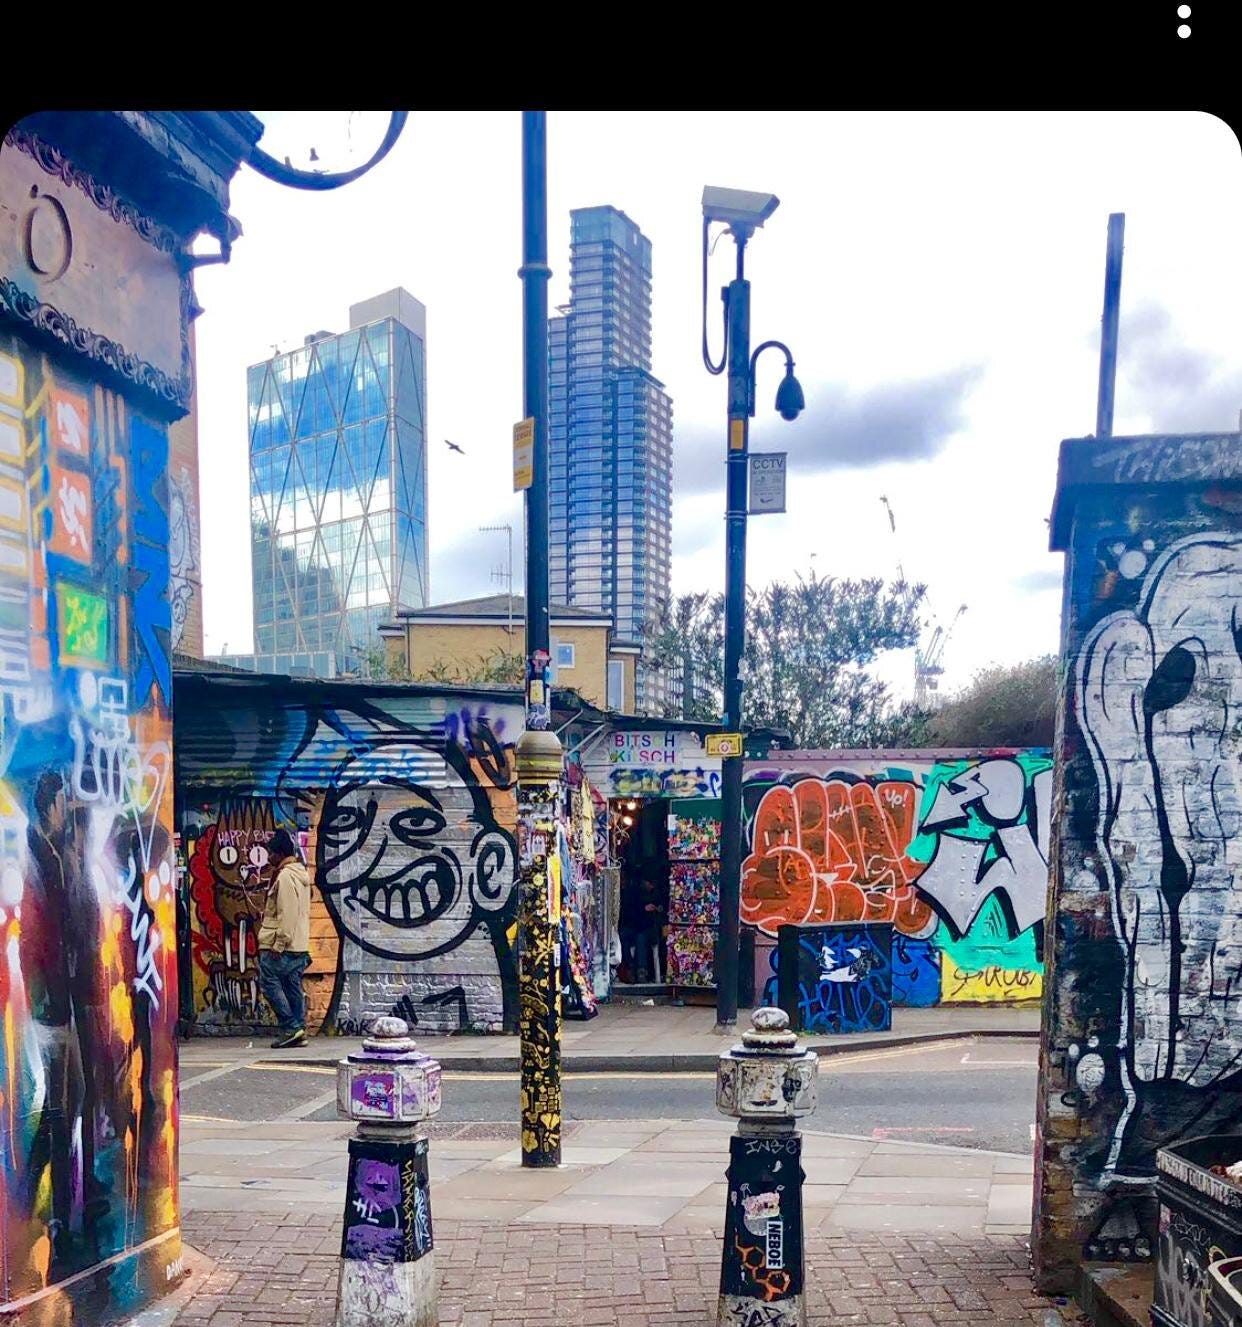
[130,417,171,704]
[777,923,893,1034]
[891,934,940,1007]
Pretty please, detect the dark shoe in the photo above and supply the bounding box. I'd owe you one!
[270,1029,306,1049]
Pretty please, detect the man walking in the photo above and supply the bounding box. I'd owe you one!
[257,828,312,1048]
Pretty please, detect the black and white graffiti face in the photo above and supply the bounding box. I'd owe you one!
[317,738,515,961]
[1077,532,1242,1089]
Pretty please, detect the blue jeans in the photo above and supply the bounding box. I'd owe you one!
[258,950,310,1033]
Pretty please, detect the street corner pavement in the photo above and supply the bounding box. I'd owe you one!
[171,1213,1087,1327]
[169,1119,1083,1326]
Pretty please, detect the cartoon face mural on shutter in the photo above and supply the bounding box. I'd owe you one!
[317,734,515,960]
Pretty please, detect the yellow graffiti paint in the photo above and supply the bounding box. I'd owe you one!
[940,954,1043,1004]
[4,1004,15,1167]
[110,981,135,1044]
[30,1232,50,1288]
[34,1162,51,1221]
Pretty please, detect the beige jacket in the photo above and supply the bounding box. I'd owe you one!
[258,859,311,954]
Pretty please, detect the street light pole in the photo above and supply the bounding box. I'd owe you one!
[516,109,563,1167]
[701,187,804,1030]
[716,242,752,1029]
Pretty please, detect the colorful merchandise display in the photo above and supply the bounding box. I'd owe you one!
[666,799,722,988]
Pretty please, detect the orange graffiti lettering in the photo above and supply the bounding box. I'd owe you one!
[743,779,932,938]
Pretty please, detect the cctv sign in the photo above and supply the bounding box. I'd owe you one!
[749,452,787,514]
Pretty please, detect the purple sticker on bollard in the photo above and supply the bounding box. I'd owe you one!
[352,1071,398,1119]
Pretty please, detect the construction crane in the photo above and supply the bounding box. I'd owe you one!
[914,604,967,709]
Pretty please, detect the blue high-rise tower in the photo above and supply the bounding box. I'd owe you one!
[549,207,673,714]
[247,289,429,674]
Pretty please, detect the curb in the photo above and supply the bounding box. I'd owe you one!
[229,1026,1038,1074]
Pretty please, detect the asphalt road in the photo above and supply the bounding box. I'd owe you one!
[181,1037,1038,1154]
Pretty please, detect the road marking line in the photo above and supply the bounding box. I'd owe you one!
[960,1053,1034,1066]
[244,1063,336,1076]
[872,1126,975,1138]
[181,1063,254,1091]
[182,1114,240,1124]
[273,1087,340,1122]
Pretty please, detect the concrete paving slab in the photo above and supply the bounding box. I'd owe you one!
[825,1202,988,1234]
[987,1183,1034,1225]
[438,1166,589,1200]
[517,1193,688,1227]
[432,1197,540,1223]
[561,1162,724,1198]
[855,1151,996,1178]
[485,1145,629,1168]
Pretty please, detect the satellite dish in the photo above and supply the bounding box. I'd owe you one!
[246,111,408,191]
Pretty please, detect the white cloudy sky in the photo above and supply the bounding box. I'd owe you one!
[192,111,1242,696]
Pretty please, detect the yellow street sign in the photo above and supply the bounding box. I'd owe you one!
[707,732,744,758]
[513,418,534,491]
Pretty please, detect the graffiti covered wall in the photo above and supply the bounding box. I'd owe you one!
[1034,432,1242,1292]
[0,335,182,1315]
[175,676,525,1036]
[743,750,1052,1009]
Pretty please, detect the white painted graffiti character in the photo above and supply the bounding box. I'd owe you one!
[309,724,517,1033]
[1076,532,1242,1172]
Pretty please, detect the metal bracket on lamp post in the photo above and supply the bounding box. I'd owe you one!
[245,112,409,190]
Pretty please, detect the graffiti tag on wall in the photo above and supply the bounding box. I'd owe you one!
[744,753,1051,1008]
[1060,529,1242,1260]
[0,338,180,1313]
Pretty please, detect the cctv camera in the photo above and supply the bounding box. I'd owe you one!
[701,186,780,232]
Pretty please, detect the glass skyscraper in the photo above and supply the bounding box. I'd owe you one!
[549,207,672,714]
[248,289,428,670]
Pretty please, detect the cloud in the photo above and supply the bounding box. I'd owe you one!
[1012,567,1063,594]
[674,365,984,497]
[1112,301,1242,433]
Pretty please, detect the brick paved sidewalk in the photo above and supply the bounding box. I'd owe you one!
[168,1211,1085,1327]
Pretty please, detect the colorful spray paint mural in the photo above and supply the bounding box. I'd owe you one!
[176,677,610,1038]
[743,751,1052,1009]
[0,337,181,1315]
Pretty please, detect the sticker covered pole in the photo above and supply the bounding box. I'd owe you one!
[715,1006,818,1327]
[334,1016,442,1327]
[517,108,563,1167]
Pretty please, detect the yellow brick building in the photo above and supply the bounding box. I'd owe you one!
[380,593,638,714]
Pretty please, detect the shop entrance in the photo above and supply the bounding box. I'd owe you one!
[610,796,669,986]
[608,794,723,1001]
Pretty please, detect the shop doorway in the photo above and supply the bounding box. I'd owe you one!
[610,797,670,987]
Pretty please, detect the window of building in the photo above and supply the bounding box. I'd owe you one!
[556,641,576,670]
[608,660,625,710]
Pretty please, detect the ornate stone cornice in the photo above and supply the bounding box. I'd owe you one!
[0,276,188,414]
[4,126,181,255]
[1,127,193,417]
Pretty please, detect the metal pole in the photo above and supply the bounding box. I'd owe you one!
[506,524,514,641]
[715,243,751,1030]
[517,108,563,1168]
[1095,212,1125,438]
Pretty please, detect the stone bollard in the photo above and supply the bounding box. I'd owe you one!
[334,1016,442,1327]
[715,1007,819,1327]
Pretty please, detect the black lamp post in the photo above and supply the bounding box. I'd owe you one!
[701,187,804,1029]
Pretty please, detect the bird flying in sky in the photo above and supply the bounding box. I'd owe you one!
[444,440,465,454]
